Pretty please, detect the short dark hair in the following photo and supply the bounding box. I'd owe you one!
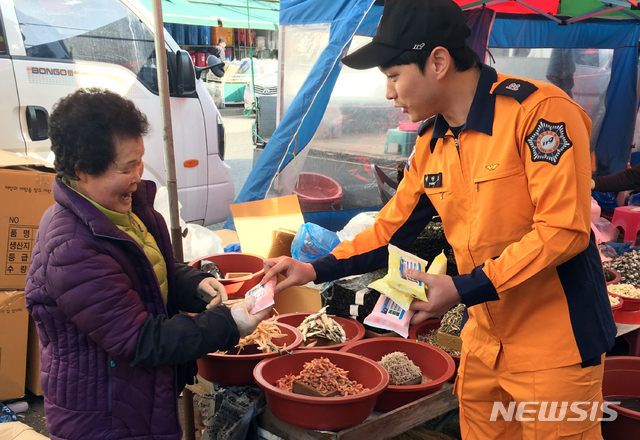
[380,46,481,74]
[218,38,226,44]
[48,88,150,180]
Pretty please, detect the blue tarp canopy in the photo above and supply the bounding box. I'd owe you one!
[227,0,640,229]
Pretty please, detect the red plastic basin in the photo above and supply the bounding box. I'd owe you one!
[606,269,621,285]
[277,313,365,350]
[293,172,343,212]
[603,356,640,440]
[340,337,455,412]
[197,322,303,386]
[188,252,265,298]
[409,318,460,384]
[254,350,389,431]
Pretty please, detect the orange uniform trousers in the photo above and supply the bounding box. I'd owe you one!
[456,346,605,440]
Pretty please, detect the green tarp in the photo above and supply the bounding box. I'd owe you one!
[139,0,279,30]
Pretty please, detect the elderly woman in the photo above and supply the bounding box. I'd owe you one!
[25,88,268,440]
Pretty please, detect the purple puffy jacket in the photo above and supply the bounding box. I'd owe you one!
[26,178,239,440]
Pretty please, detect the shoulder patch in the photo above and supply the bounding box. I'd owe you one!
[525,119,572,165]
[493,79,538,104]
[418,116,436,136]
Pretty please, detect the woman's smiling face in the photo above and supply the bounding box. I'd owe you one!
[75,136,145,213]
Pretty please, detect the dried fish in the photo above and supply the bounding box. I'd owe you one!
[296,306,346,343]
[439,304,465,336]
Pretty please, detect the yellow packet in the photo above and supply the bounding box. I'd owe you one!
[387,244,429,301]
[368,276,414,311]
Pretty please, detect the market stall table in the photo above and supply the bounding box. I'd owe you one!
[258,383,458,440]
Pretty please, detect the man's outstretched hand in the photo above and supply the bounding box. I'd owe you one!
[262,256,317,294]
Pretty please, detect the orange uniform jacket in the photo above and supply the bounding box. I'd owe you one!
[311,65,616,372]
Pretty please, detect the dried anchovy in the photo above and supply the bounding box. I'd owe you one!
[439,304,466,336]
[378,351,422,385]
[199,260,224,279]
[416,329,461,356]
[297,306,346,343]
[603,250,640,288]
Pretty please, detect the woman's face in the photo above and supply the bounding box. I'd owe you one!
[75,136,145,213]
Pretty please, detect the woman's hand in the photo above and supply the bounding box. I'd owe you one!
[197,277,228,310]
[230,297,271,338]
[262,256,316,294]
[405,270,461,325]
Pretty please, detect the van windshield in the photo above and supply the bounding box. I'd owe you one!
[14,0,160,92]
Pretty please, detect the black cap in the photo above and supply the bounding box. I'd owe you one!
[342,0,471,70]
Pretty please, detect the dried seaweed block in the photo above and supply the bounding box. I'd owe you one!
[323,269,385,320]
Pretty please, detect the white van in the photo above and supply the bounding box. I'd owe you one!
[0,0,233,225]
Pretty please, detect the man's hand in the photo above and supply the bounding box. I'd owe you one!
[262,256,316,294]
[405,269,461,325]
[197,277,228,310]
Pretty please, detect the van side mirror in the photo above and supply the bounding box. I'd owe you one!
[195,55,225,80]
[176,50,196,95]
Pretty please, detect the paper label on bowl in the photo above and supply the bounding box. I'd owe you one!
[245,278,276,314]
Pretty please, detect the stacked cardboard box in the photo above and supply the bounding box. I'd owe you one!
[210,27,234,46]
[0,151,55,400]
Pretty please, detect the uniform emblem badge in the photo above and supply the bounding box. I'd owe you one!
[486,164,499,171]
[505,83,520,91]
[525,119,572,165]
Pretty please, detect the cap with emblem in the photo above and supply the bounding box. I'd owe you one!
[341,0,471,70]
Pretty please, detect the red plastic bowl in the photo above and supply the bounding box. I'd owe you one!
[197,322,303,386]
[276,313,365,350]
[609,295,624,312]
[188,252,265,298]
[602,356,640,440]
[409,319,460,384]
[608,292,640,312]
[253,350,389,431]
[340,337,455,412]
[293,172,343,212]
[408,318,442,339]
[605,269,621,286]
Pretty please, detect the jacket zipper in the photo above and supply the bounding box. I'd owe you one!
[449,132,477,267]
[107,355,113,415]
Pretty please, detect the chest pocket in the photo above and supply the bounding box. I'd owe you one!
[473,166,532,244]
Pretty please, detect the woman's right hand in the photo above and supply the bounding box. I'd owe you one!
[262,256,316,294]
[229,297,271,338]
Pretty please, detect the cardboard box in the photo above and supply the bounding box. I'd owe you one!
[0,421,49,439]
[0,151,55,289]
[25,316,42,396]
[230,195,304,259]
[436,330,463,353]
[0,290,28,401]
[230,196,323,313]
[212,229,239,249]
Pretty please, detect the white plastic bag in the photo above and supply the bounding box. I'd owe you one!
[153,186,223,262]
[337,211,378,242]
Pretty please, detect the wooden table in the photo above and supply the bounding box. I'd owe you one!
[258,383,459,440]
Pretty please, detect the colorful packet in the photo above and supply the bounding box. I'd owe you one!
[364,294,415,338]
[245,277,276,315]
[387,244,429,302]
[368,276,414,311]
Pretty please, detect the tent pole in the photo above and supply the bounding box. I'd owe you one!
[150,1,194,440]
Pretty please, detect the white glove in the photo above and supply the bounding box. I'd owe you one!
[197,277,228,310]
[230,297,271,338]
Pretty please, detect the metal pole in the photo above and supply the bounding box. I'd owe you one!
[150,2,194,440]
